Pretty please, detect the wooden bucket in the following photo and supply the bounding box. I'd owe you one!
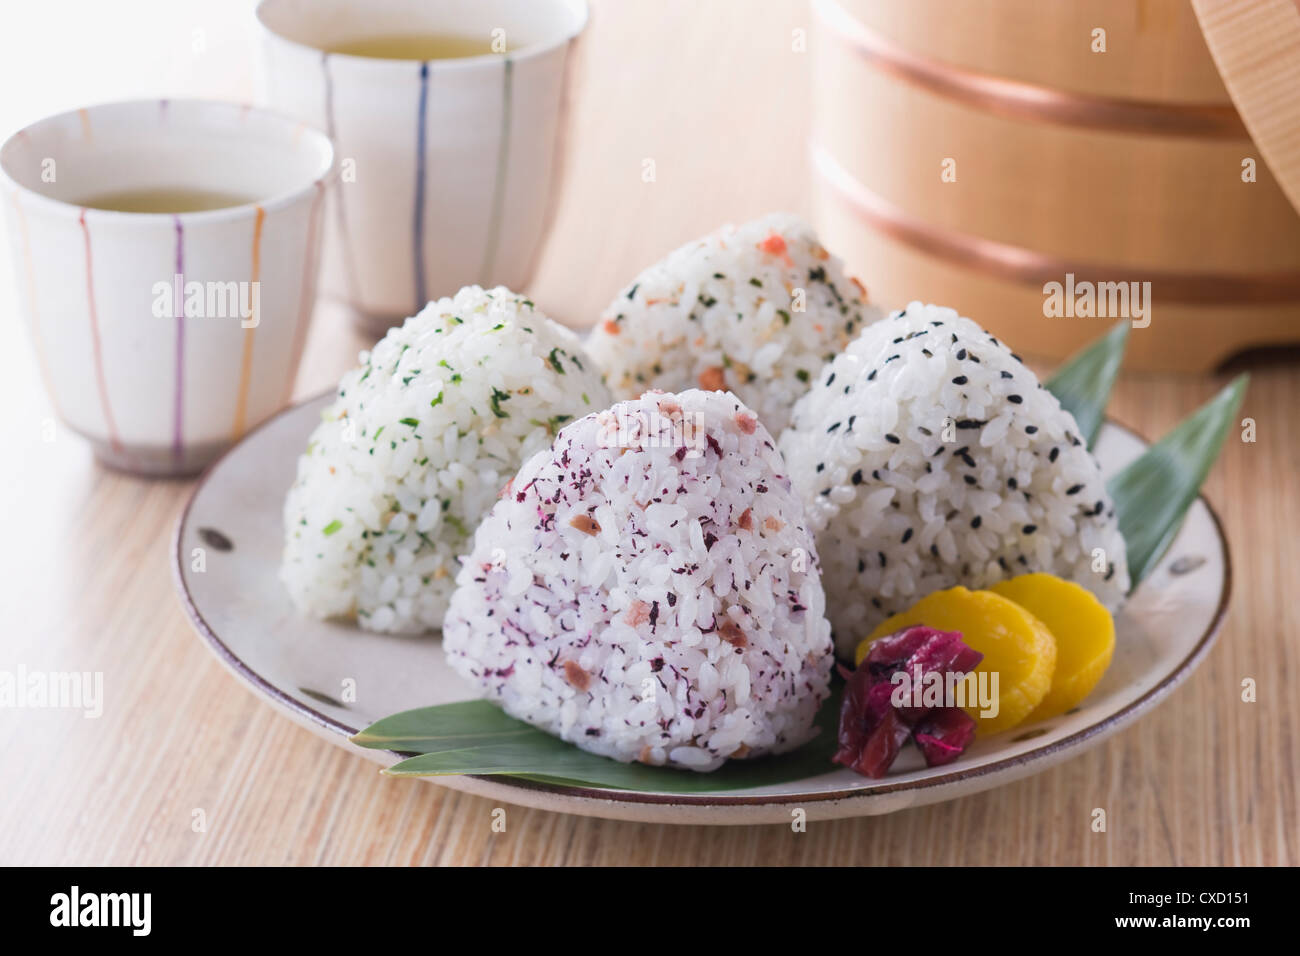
[811,0,1300,371]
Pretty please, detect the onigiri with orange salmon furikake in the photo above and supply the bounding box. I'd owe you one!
[586,213,884,435]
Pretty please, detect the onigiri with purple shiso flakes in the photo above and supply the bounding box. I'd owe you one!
[586,213,884,435]
[779,302,1130,658]
[281,286,611,634]
[442,388,834,771]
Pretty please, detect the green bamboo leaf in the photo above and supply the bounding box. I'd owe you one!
[1108,374,1247,586]
[1045,320,1129,448]
[350,700,539,752]
[352,693,842,793]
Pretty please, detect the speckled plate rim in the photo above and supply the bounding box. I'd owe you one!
[172,389,1232,825]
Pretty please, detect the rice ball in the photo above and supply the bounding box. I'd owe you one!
[779,302,1130,658]
[281,286,611,633]
[443,388,834,771]
[586,213,883,434]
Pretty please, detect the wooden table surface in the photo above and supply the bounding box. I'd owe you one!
[1,0,1296,866]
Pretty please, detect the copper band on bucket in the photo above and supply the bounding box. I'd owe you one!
[814,0,1250,140]
[813,146,1300,304]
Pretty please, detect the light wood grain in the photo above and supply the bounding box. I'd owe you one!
[0,0,1296,866]
[1195,0,1300,216]
[814,0,1300,371]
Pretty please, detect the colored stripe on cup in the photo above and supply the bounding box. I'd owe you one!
[230,206,265,440]
[173,215,185,462]
[479,58,514,285]
[78,210,122,453]
[7,191,62,420]
[413,61,430,308]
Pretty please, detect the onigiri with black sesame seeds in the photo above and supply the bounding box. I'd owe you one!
[281,286,611,634]
[586,213,883,435]
[779,302,1130,658]
[442,388,834,771]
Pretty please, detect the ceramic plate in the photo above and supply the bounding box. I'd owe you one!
[173,391,1230,825]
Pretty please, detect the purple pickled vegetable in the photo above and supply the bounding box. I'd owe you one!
[833,673,913,778]
[833,625,984,778]
[913,707,978,767]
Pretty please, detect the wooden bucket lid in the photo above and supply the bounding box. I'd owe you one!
[1193,0,1300,215]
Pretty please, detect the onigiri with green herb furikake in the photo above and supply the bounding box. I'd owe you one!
[779,302,1130,658]
[281,286,611,633]
[586,213,883,434]
[443,388,834,771]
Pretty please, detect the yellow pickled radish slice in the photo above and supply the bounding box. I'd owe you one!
[990,573,1115,722]
[856,586,1057,735]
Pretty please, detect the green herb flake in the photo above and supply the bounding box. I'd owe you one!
[322,520,343,536]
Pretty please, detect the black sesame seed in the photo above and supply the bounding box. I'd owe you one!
[1049,447,1060,463]
[1007,394,1023,404]
[952,375,968,385]
[970,516,982,529]
[1025,425,1039,434]
[901,528,913,543]
[851,469,863,485]
[956,348,967,360]
[1066,483,1084,495]
[1023,524,1037,534]
[885,433,900,444]
[1000,371,1013,379]
[963,475,977,485]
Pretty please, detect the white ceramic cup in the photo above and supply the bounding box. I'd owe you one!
[255,0,588,333]
[0,99,335,476]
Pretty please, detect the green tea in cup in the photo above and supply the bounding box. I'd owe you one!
[326,32,512,60]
